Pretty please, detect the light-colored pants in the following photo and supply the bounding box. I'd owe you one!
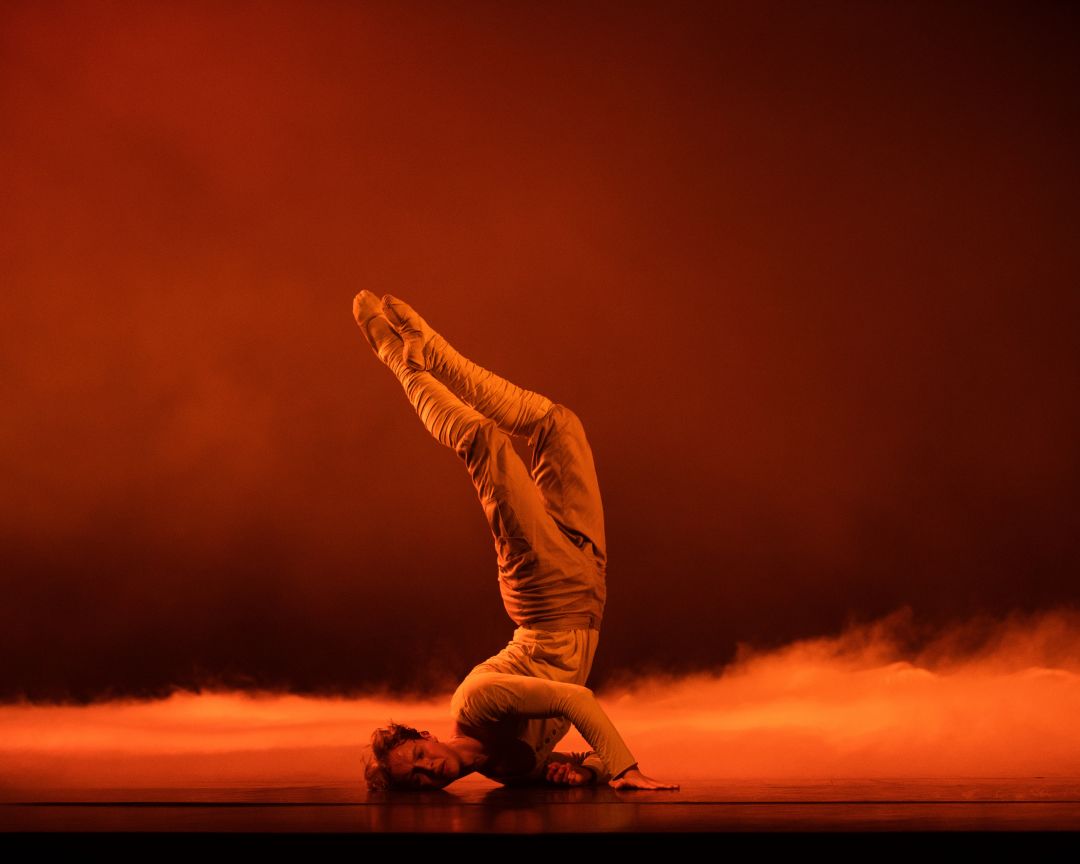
[372,314,608,705]
[457,402,608,633]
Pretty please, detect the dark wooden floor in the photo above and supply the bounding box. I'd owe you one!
[3,778,1079,846]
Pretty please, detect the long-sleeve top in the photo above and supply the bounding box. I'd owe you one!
[450,672,638,785]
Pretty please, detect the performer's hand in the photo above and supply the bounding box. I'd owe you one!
[608,767,680,790]
[544,761,595,786]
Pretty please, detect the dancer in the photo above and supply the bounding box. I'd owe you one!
[353,290,678,791]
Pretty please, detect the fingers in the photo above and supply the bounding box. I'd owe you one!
[609,775,681,790]
[545,762,585,786]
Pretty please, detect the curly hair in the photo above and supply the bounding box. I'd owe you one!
[361,721,427,791]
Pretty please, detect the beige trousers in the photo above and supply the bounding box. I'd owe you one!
[461,401,608,632]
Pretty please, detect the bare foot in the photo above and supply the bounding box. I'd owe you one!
[381,293,437,371]
[353,290,384,329]
[352,290,403,366]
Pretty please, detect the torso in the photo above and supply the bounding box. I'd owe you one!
[453,718,539,781]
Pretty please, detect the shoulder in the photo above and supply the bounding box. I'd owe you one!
[450,673,508,722]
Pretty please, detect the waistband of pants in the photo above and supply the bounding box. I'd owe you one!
[518,612,601,632]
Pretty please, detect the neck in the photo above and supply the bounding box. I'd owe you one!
[447,733,489,774]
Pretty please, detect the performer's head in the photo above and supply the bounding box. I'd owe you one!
[362,721,462,791]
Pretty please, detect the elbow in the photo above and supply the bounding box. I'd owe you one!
[451,675,490,719]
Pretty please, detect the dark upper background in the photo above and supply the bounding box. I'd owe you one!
[2,0,1078,702]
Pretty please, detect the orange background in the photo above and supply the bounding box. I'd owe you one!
[2,1,1078,702]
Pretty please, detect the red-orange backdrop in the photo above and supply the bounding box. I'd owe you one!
[2,0,1078,701]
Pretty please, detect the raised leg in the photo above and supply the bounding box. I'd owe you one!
[378,294,607,565]
[353,291,487,454]
[354,292,569,616]
[381,293,554,439]
[354,291,606,630]
[526,404,608,568]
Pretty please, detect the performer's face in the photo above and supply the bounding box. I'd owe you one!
[386,733,461,789]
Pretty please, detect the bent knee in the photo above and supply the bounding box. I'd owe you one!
[547,403,585,434]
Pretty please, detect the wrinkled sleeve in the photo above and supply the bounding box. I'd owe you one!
[451,673,638,783]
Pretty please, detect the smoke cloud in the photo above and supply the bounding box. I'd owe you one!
[3,606,1076,798]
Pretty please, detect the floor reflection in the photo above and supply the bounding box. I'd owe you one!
[4,779,1079,832]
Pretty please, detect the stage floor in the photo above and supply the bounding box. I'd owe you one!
[4,778,1079,834]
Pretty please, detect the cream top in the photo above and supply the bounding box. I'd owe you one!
[450,672,638,785]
